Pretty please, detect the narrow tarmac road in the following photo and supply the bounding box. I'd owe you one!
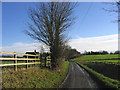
[62,62,98,89]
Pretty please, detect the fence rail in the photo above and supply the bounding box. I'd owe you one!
[0,51,51,71]
[0,51,40,56]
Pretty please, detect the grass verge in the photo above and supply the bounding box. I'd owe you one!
[2,61,69,88]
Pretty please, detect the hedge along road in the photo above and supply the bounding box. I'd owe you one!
[61,62,98,89]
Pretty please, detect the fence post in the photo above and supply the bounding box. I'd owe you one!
[14,54,17,71]
[38,55,40,66]
[40,54,43,68]
[49,56,51,69]
[49,56,51,67]
[47,56,49,67]
[44,55,46,67]
[26,55,28,69]
[34,56,36,67]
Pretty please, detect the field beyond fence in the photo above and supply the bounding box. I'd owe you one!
[0,51,51,71]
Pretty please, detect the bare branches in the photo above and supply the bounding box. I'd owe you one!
[25,2,76,69]
[103,2,120,22]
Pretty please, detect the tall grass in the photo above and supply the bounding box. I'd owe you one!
[2,61,69,88]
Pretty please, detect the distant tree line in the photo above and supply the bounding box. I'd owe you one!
[83,50,120,55]
[112,50,120,54]
[62,45,81,60]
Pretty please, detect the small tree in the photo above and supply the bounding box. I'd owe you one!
[25,2,76,69]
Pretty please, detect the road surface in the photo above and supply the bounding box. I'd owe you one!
[62,62,98,89]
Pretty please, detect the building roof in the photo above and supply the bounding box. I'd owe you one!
[25,50,39,55]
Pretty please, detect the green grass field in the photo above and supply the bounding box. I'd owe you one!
[2,61,69,88]
[71,54,119,61]
[71,54,119,65]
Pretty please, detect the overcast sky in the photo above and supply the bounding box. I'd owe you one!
[2,1,118,53]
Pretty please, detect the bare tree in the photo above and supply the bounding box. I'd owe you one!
[103,1,120,22]
[117,1,120,22]
[25,2,76,69]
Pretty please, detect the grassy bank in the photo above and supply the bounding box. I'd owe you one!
[2,61,69,88]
